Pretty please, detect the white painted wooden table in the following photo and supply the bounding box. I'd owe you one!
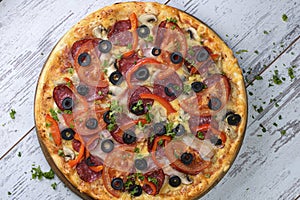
[1,0,299,199]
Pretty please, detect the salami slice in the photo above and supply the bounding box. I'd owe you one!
[108,19,133,46]
[76,159,102,182]
[53,85,75,111]
[142,168,165,195]
[128,86,154,115]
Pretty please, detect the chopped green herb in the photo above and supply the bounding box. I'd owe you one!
[9,109,16,119]
[58,149,64,156]
[127,43,132,50]
[8,192,11,195]
[116,54,123,59]
[279,115,282,120]
[171,25,176,30]
[51,182,57,190]
[235,49,248,54]
[254,50,259,54]
[248,91,253,96]
[263,30,269,35]
[137,121,144,129]
[272,70,283,85]
[166,17,178,23]
[110,100,123,113]
[67,67,74,75]
[18,152,22,157]
[273,122,278,127]
[255,75,263,80]
[188,49,195,56]
[49,109,59,121]
[46,122,52,127]
[103,60,109,67]
[125,179,134,190]
[149,135,155,143]
[129,186,139,196]
[63,110,72,114]
[136,173,145,181]
[280,130,286,135]
[204,174,211,178]
[197,131,205,139]
[275,103,279,107]
[107,123,116,131]
[158,139,164,146]
[148,177,158,185]
[145,112,154,123]
[144,35,154,43]
[31,166,54,180]
[259,124,267,133]
[282,14,288,22]
[288,67,295,80]
[134,147,140,153]
[257,134,263,137]
[257,106,264,113]
[183,84,192,95]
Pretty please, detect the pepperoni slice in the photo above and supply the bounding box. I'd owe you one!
[128,86,154,115]
[118,52,141,75]
[153,71,183,102]
[142,168,165,195]
[53,85,75,111]
[108,19,133,46]
[76,159,102,182]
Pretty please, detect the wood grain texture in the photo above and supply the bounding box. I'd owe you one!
[0,0,167,158]
[1,0,300,199]
[167,0,300,83]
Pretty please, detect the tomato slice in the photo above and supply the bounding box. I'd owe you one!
[156,21,187,71]
[72,39,108,87]
[165,140,210,175]
[102,146,135,198]
[45,114,61,146]
[150,135,172,168]
[180,74,230,116]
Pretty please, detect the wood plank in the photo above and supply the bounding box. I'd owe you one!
[0,0,167,158]
[201,38,300,200]
[167,0,300,83]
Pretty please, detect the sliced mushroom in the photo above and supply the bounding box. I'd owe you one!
[186,27,200,40]
[63,146,75,162]
[138,14,157,24]
[93,25,108,39]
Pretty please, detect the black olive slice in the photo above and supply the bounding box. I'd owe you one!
[134,158,148,170]
[76,85,89,96]
[196,48,209,62]
[191,81,205,93]
[111,178,124,190]
[129,185,143,197]
[210,135,222,146]
[85,118,98,130]
[134,67,149,81]
[61,128,75,140]
[208,97,222,111]
[170,52,183,64]
[62,97,74,110]
[98,40,112,53]
[129,102,145,115]
[169,175,181,187]
[109,71,123,85]
[103,110,114,124]
[153,122,166,136]
[164,83,179,97]
[181,152,193,165]
[137,25,150,38]
[122,130,137,144]
[151,47,161,56]
[78,52,91,67]
[173,124,185,136]
[227,114,241,126]
[101,139,114,153]
[85,157,95,166]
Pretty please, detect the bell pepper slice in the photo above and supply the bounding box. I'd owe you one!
[68,133,85,168]
[139,93,176,115]
[45,114,61,146]
[126,58,162,88]
[143,178,157,196]
[89,165,104,172]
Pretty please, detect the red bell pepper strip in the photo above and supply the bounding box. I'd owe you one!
[139,93,176,115]
[126,58,162,88]
[68,133,85,168]
[143,178,157,195]
[45,114,61,146]
[89,165,104,172]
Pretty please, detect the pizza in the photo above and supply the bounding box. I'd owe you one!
[34,2,247,200]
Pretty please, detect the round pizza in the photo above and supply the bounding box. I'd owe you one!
[34,2,247,200]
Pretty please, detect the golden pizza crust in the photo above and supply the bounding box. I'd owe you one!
[34,2,247,200]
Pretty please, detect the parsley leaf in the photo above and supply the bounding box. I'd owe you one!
[288,67,295,80]
[9,109,16,119]
[282,14,288,22]
[148,177,158,185]
[51,182,57,190]
[235,49,248,54]
[49,108,59,121]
